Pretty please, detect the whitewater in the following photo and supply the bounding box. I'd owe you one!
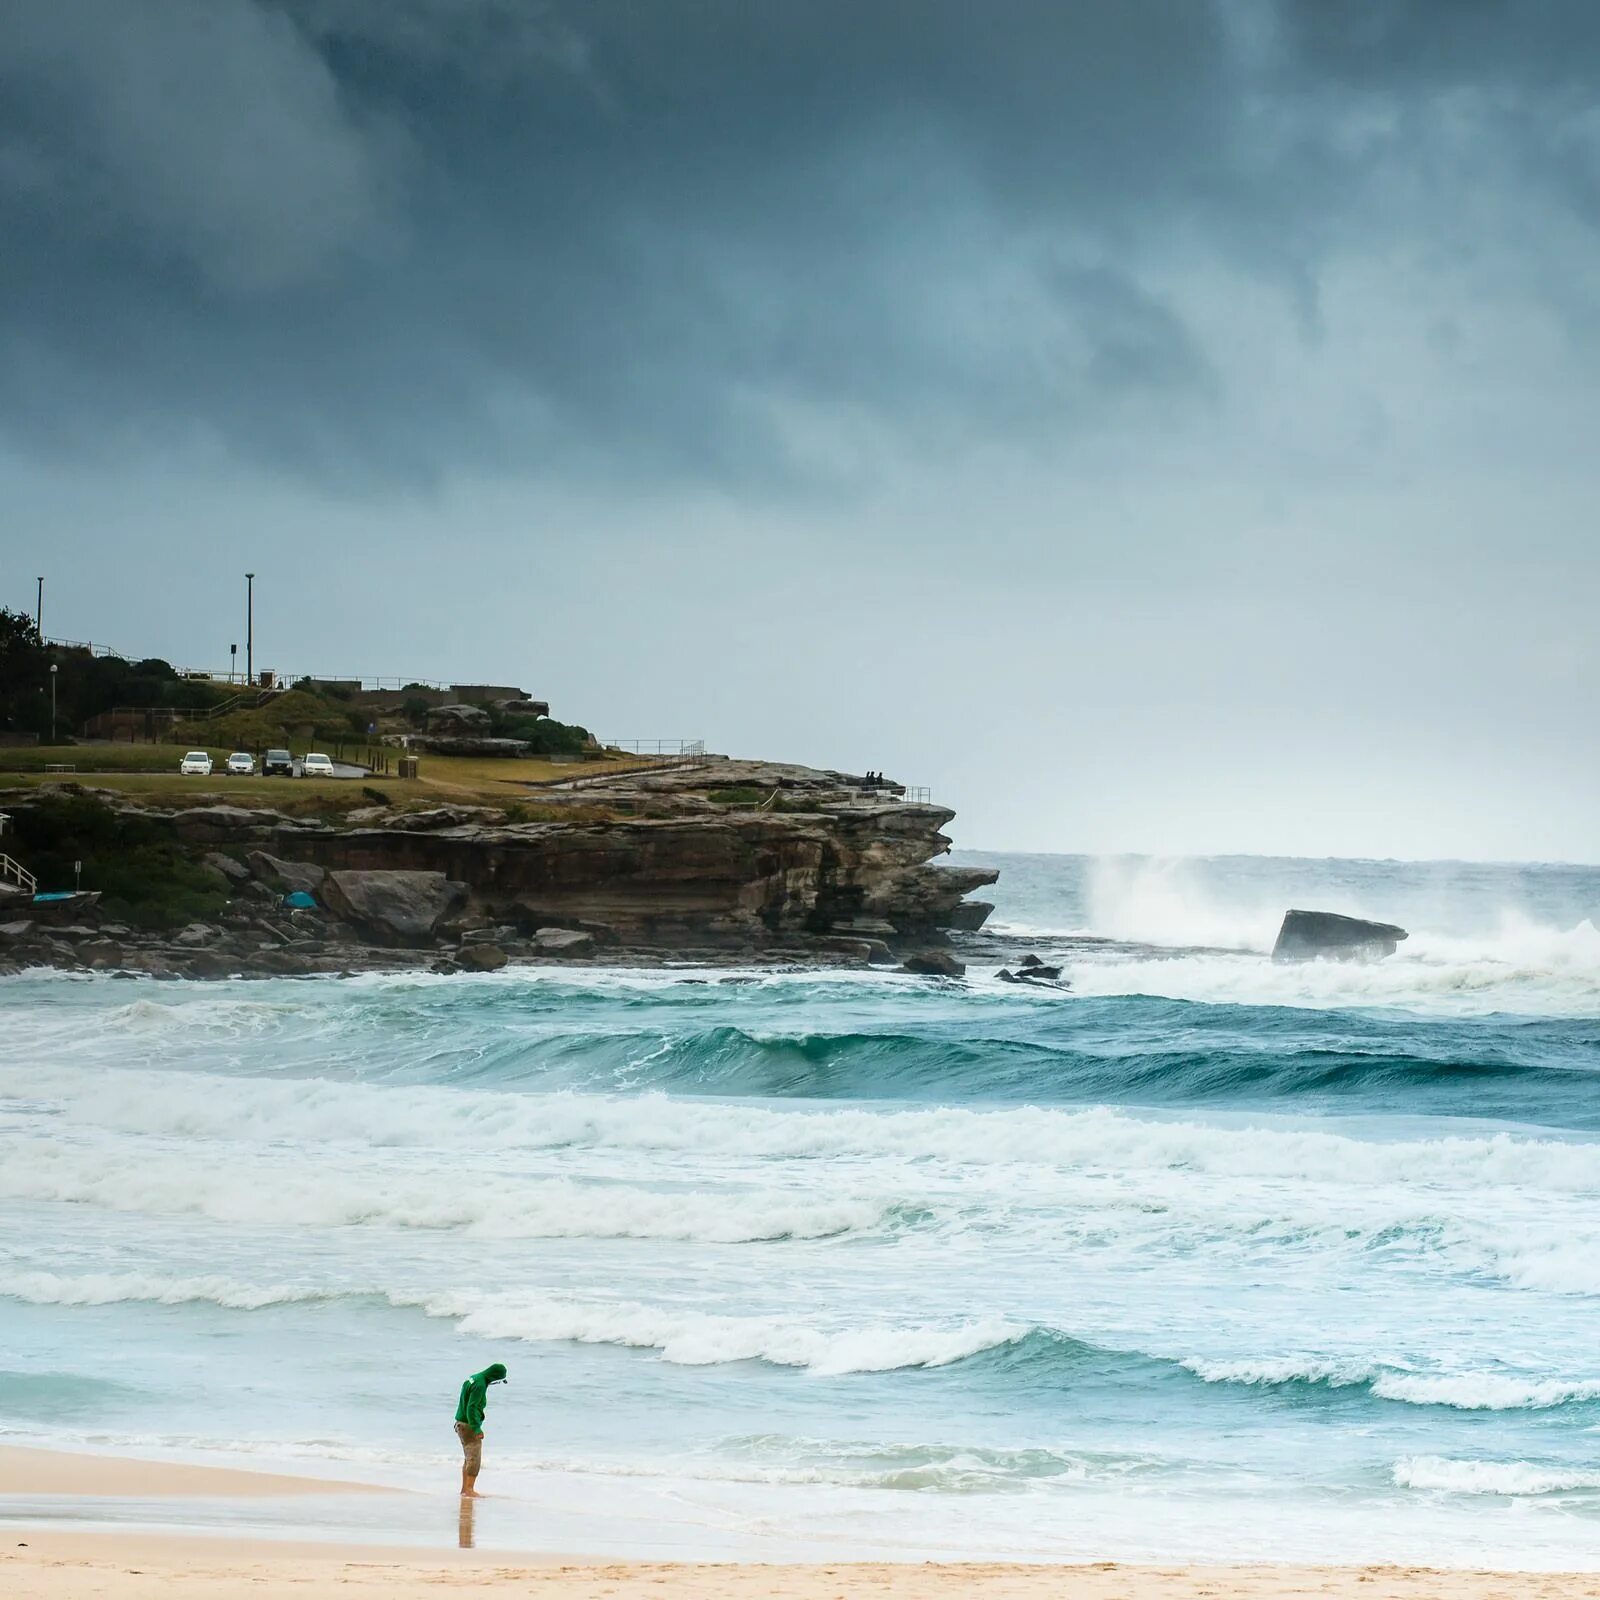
[3,850,1599,1565]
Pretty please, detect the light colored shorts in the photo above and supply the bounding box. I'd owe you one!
[455,1421,483,1475]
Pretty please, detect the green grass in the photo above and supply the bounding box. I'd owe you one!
[170,689,352,749]
[0,745,666,811]
[0,743,240,773]
[0,769,427,810]
[416,751,662,796]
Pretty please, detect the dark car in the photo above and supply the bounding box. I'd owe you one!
[262,748,294,777]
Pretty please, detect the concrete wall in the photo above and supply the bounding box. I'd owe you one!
[355,687,452,712]
[450,684,526,703]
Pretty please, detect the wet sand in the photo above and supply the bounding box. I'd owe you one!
[0,1444,385,1498]
[2,1448,1593,1598]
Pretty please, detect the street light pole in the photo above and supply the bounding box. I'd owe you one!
[35,577,42,640]
[245,573,255,685]
[49,663,58,744]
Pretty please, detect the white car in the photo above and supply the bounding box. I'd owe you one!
[179,751,213,776]
[225,751,255,776]
[300,752,335,778]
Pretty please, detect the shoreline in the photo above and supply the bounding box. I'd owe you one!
[0,1444,388,1499]
[3,1448,1598,1594]
[4,1532,1597,1600]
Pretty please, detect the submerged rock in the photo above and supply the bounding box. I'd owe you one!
[1272,909,1408,963]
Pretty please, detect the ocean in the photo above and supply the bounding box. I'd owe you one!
[3,850,1600,1565]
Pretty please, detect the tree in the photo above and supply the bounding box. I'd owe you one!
[0,608,46,733]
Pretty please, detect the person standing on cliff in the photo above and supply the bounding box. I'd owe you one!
[454,1362,507,1497]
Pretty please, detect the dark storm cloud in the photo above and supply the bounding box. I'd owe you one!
[1,0,1597,487]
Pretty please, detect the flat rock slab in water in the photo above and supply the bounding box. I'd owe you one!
[1272,908,1408,962]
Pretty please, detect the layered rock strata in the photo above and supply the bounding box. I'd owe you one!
[0,760,996,973]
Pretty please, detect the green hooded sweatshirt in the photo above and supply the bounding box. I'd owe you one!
[454,1363,507,1434]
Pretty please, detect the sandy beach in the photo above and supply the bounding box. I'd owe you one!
[0,1446,385,1499]
[2,1448,1595,1598]
[4,1531,1598,1600]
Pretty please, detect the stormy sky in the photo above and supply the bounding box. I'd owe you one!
[5,0,1599,859]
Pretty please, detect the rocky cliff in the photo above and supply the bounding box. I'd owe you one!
[0,759,996,975]
[206,759,994,953]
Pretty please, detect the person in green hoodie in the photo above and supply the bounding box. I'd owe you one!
[453,1363,507,1496]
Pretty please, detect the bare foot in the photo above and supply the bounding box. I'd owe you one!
[461,1489,482,1498]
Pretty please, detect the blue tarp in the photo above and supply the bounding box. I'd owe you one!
[282,890,318,909]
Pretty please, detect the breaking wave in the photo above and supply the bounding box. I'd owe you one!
[1395,1457,1600,1495]
[7,1064,1600,1193]
[0,1151,893,1243]
[8,1272,1597,1415]
[1182,1356,1600,1411]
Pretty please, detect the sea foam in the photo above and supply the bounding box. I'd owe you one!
[1395,1456,1600,1495]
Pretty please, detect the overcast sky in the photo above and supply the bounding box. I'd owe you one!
[4,0,1598,859]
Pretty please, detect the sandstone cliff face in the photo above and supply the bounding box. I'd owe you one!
[288,799,994,948]
[0,760,996,958]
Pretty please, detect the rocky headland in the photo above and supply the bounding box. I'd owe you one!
[0,759,996,980]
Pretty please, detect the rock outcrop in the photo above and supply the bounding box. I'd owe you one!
[1272,909,1407,962]
[454,942,509,971]
[321,870,469,944]
[0,759,996,974]
[247,852,326,897]
[901,950,966,977]
[426,704,492,733]
[287,801,995,951]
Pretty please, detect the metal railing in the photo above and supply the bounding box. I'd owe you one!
[282,674,453,693]
[191,684,287,722]
[47,638,225,680]
[0,853,37,896]
[41,639,460,695]
[601,739,706,757]
[80,684,287,741]
[323,741,395,776]
[43,636,130,660]
[835,784,929,807]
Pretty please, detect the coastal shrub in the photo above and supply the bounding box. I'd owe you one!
[361,786,391,806]
[11,792,227,929]
[173,689,332,749]
[488,712,591,756]
[291,678,353,702]
[706,786,767,807]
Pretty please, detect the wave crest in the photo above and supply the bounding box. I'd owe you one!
[1395,1456,1600,1495]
